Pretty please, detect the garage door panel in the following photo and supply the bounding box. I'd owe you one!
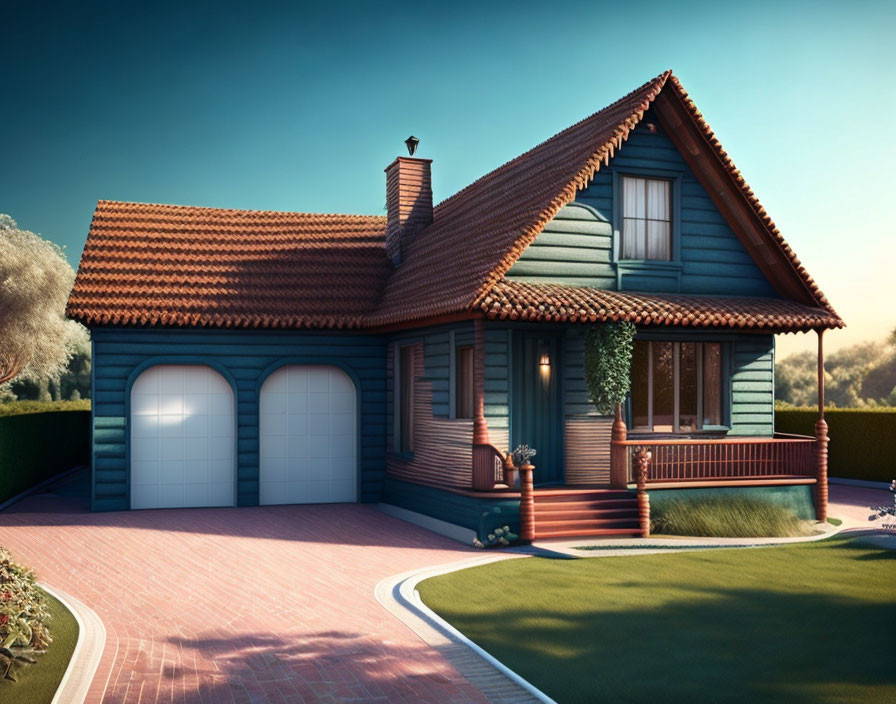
[260,365,357,505]
[130,365,235,510]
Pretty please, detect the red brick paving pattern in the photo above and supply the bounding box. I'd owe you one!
[0,497,489,703]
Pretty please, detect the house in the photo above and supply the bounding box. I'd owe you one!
[67,71,842,541]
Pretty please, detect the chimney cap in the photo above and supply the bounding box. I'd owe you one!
[404,135,419,156]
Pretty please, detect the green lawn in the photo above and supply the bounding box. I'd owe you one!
[418,537,896,703]
[0,590,79,704]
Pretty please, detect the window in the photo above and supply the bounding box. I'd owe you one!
[621,176,672,260]
[398,346,415,452]
[455,345,474,419]
[631,341,724,432]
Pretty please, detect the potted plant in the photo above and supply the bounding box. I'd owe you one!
[512,444,536,471]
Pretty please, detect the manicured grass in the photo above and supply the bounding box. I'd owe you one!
[651,495,812,538]
[0,590,79,704]
[418,537,896,703]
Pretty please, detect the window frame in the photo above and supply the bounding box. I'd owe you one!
[454,345,475,420]
[612,167,683,267]
[393,343,417,455]
[629,340,730,434]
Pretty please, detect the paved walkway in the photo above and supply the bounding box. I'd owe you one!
[828,482,893,528]
[0,479,488,704]
[0,477,889,704]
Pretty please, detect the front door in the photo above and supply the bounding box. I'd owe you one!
[511,332,562,484]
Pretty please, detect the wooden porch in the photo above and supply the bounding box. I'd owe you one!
[467,320,832,541]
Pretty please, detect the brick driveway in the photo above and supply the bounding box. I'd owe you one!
[0,477,488,704]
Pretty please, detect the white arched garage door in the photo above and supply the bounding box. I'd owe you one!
[130,365,235,509]
[259,366,357,505]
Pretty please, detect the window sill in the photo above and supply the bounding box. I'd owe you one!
[616,259,682,270]
[628,428,730,439]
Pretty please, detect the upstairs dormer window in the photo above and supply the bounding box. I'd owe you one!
[621,176,672,260]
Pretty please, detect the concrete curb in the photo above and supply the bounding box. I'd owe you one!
[531,520,848,558]
[830,477,891,490]
[375,554,551,704]
[41,583,106,704]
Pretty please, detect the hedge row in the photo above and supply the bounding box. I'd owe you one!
[775,408,896,482]
[0,400,91,417]
[0,411,90,505]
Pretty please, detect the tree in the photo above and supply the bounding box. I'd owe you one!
[0,215,87,386]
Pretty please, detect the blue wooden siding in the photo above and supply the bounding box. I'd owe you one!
[506,203,615,287]
[507,113,779,297]
[730,335,776,436]
[90,328,386,511]
[484,327,511,442]
[563,329,601,417]
[382,477,520,540]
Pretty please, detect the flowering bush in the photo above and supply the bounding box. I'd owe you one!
[0,547,52,681]
[473,525,519,548]
[868,480,896,522]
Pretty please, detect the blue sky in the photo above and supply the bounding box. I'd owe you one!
[3,0,893,356]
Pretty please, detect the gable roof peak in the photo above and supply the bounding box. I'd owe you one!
[370,70,838,326]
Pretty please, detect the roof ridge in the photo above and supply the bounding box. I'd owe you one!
[431,70,672,217]
[95,199,386,221]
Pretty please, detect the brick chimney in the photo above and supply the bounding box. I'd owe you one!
[385,155,433,265]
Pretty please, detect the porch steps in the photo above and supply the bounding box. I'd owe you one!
[532,488,640,539]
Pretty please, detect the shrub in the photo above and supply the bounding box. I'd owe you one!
[651,495,811,538]
[473,525,519,548]
[0,548,52,681]
[0,400,90,417]
[0,410,90,504]
[584,321,636,414]
[775,407,896,482]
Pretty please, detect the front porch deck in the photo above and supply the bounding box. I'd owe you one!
[472,431,823,540]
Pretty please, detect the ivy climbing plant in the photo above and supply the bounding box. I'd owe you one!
[584,321,637,415]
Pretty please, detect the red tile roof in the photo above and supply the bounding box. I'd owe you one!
[66,200,390,328]
[480,279,843,333]
[68,72,842,332]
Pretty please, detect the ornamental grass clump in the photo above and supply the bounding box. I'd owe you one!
[0,547,52,681]
[651,495,812,538]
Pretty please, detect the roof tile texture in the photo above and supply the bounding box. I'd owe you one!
[67,72,842,333]
[66,201,391,328]
[480,279,843,332]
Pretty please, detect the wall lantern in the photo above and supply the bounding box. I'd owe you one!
[539,352,551,368]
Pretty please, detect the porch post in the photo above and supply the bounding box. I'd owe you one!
[519,462,535,542]
[472,318,489,446]
[471,318,495,490]
[635,448,651,538]
[814,329,829,522]
[610,404,628,488]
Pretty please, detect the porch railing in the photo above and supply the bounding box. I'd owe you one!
[618,434,817,485]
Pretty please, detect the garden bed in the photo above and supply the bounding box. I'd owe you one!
[0,589,78,704]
